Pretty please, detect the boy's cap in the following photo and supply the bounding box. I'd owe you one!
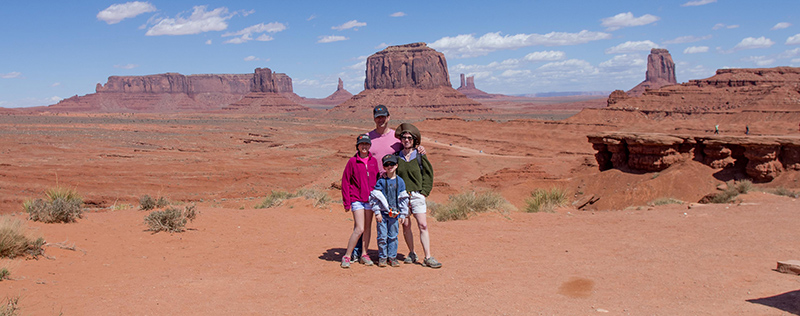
[373,105,389,118]
[356,134,371,145]
[382,154,398,165]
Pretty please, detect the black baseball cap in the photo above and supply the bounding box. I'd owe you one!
[356,134,371,145]
[373,105,389,118]
[382,154,398,166]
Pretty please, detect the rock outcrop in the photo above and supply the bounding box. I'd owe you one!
[331,43,489,117]
[626,48,678,97]
[48,68,305,113]
[588,133,800,182]
[456,74,491,98]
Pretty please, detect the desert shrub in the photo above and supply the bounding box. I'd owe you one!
[767,187,800,198]
[525,187,568,213]
[140,195,170,210]
[430,191,509,221]
[255,190,296,209]
[144,205,197,233]
[24,187,83,223]
[703,180,753,204]
[0,296,19,316]
[649,198,684,206]
[297,188,331,208]
[0,217,45,259]
[0,268,8,280]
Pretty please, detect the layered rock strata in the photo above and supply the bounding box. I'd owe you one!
[49,68,304,113]
[332,43,489,117]
[626,48,678,97]
[588,133,800,181]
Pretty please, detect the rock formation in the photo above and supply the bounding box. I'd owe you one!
[331,43,489,117]
[625,48,678,97]
[48,68,305,113]
[456,74,491,98]
[222,68,307,112]
[588,132,800,182]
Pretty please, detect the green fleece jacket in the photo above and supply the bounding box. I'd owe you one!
[396,151,433,197]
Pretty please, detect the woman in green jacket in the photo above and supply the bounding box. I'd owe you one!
[394,123,442,269]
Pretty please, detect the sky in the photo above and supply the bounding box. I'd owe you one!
[1,0,799,107]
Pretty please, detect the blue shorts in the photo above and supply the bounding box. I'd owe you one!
[350,201,372,211]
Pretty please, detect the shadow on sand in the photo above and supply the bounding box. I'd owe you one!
[747,289,800,315]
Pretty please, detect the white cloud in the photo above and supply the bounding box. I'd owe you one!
[332,20,366,31]
[599,54,646,70]
[601,12,660,31]
[538,59,598,75]
[375,42,391,49]
[523,51,566,62]
[734,36,775,50]
[605,40,658,54]
[244,56,258,61]
[793,58,800,64]
[145,6,231,36]
[684,46,709,54]
[429,30,611,58]
[390,12,406,17]
[97,1,156,24]
[114,64,139,69]
[787,34,800,45]
[1,72,21,79]
[222,22,285,44]
[772,22,792,30]
[205,39,212,45]
[779,48,800,58]
[51,82,61,87]
[681,0,716,7]
[500,69,531,77]
[318,35,348,43]
[307,14,317,21]
[743,56,775,67]
[662,35,712,44]
[713,23,739,30]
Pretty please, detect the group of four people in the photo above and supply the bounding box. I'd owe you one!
[340,105,442,269]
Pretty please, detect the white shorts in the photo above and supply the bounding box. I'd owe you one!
[409,191,427,214]
[350,201,372,211]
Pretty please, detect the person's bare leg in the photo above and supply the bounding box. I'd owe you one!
[414,213,431,259]
[344,209,365,259]
[401,216,415,255]
[361,210,374,260]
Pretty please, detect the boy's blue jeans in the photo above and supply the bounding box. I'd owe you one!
[376,215,399,259]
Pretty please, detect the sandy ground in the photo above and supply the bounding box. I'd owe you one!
[1,112,799,315]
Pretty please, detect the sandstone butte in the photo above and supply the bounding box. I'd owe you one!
[455,74,517,100]
[330,42,490,118]
[43,68,348,113]
[625,48,678,97]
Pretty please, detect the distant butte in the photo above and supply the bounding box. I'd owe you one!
[625,48,678,97]
[331,42,490,118]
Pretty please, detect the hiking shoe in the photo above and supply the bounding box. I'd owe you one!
[378,258,387,267]
[341,256,351,269]
[360,255,374,266]
[390,258,400,267]
[422,257,442,269]
[403,252,418,264]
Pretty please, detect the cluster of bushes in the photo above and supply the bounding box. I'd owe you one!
[525,187,567,213]
[701,180,753,204]
[255,189,331,209]
[144,205,197,233]
[429,191,509,221]
[23,187,83,223]
[139,195,169,211]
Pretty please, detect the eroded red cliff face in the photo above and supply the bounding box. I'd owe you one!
[626,48,678,97]
[588,133,800,182]
[332,43,489,117]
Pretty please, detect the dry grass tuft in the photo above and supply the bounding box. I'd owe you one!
[429,191,510,221]
[23,187,83,223]
[0,216,45,259]
[144,204,197,233]
[525,187,568,213]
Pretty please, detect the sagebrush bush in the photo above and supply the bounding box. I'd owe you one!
[297,188,331,208]
[705,180,753,204]
[0,296,19,316]
[525,187,568,213]
[769,187,800,198]
[144,205,197,233]
[429,191,509,221]
[255,190,296,209]
[24,187,83,223]
[140,195,169,210]
[0,216,45,259]
[649,198,684,206]
[0,268,8,280]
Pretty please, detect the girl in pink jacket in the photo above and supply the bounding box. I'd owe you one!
[340,134,380,268]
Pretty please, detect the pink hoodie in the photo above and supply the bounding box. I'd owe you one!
[341,152,380,210]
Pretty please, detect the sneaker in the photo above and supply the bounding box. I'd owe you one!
[403,252,418,264]
[378,258,387,267]
[360,255,374,266]
[341,256,351,269]
[422,257,442,269]
[390,258,400,267]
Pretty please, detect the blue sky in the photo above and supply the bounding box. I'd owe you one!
[1,0,798,107]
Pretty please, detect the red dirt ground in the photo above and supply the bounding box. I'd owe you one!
[1,111,799,314]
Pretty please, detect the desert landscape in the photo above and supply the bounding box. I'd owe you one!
[1,43,799,315]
